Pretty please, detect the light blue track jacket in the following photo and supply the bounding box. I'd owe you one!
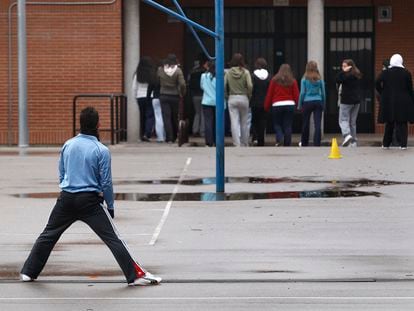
[58,134,114,209]
[200,72,226,108]
[298,78,326,109]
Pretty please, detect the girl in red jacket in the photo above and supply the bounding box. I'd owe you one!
[264,64,299,146]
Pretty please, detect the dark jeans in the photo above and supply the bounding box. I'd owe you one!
[271,105,294,146]
[251,107,267,146]
[137,97,155,139]
[160,95,180,143]
[300,101,323,146]
[21,191,146,283]
[202,105,216,146]
[383,121,407,148]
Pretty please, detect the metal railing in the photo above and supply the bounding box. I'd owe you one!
[73,93,127,145]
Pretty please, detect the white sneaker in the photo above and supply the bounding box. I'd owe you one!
[401,146,408,150]
[381,145,390,150]
[342,134,353,147]
[298,142,302,147]
[128,272,162,286]
[20,274,34,282]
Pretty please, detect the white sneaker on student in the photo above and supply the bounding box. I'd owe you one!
[128,272,162,286]
[342,134,353,147]
[20,274,34,282]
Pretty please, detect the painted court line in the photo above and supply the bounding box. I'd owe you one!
[1,296,414,301]
[149,157,192,245]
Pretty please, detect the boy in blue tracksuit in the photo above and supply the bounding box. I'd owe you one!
[20,107,161,286]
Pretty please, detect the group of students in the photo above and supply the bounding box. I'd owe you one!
[132,54,186,144]
[134,52,414,149]
[222,53,326,147]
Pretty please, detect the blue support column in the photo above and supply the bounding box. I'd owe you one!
[215,0,225,193]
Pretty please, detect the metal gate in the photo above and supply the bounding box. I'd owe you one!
[184,7,307,132]
[184,6,375,133]
[325,7,375,133]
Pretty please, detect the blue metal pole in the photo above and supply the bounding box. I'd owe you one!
[215,0,225,192]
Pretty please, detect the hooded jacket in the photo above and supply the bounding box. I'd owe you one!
[250,69,271,108]
[336,71,361,105]
[157,65,186,97]
[224,67,253,99]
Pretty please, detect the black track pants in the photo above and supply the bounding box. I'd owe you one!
[21,191,146,283]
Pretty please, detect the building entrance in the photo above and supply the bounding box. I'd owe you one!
[184,6,375,133]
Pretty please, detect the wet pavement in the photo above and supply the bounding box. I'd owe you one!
[0,143,414,310]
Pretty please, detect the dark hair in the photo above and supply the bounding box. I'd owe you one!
[197,52,208,66]
[230,53,245,68]
[303,60,321,82]
[207,60,216,79]
[136,56,155,84]
[273,64,295,86]
[164,53,178,66]
[342,59,362,79]
[80,106,99,139]
[254,57,267,70]
[382,59,390,69]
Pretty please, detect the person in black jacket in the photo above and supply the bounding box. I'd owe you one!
[336,59,362,147]
[250,58,271,146]
[188,55,208,137]
[375,54,414,149]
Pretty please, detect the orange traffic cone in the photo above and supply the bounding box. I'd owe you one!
[328,138,342,159]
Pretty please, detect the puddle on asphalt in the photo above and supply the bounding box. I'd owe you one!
[12,177,399,201]
[114,177,412,187]
[0,150,59,156]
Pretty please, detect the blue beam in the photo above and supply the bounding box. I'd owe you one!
[142,0,218,39]
[171,0,214,60]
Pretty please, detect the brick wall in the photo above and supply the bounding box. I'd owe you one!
[1,0,413,144]
[0,0,123,145]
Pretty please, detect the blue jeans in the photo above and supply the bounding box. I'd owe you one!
[301,101,323,146]
[137,97,155,139]
[271,105,294,146]
[202,105,216,146]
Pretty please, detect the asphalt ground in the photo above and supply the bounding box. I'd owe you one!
[0,138,414,310]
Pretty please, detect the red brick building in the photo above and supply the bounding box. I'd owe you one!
[1,0,413,145]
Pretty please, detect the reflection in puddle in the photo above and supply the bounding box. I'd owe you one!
[14,177,404,201]
[115,177,411,187]
[15,190,380,201]
[115,190,380,201]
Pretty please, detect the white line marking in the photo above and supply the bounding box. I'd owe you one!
[1,296,414,301]
[149,157,192,246]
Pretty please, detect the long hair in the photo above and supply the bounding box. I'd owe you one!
[136,56,155,84]
[273,64,295,86]
[207,60,216,79]
[229,53,245,68]
[343,59,362,79]
[303,61,321,82]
